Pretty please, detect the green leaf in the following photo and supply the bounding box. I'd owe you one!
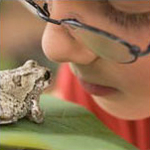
[0,95,138,150]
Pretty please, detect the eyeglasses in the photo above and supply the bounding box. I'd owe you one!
[25,0,150,64]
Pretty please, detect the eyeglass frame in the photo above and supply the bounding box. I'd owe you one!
[25,0,150,64]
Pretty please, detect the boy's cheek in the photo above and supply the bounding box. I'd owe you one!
[120,59,150,96]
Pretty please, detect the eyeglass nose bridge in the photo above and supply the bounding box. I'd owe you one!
[36,3,61,25]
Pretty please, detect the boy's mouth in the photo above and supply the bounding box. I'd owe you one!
[69,63,119,96]
[78,78,118,96]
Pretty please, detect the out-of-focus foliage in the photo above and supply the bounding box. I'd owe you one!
[0,95,138,150]
[0,55,17,70]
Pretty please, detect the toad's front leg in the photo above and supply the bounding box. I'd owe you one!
[0,101,18,124]
[27,98,44,124]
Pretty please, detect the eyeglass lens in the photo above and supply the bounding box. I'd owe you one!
[62,23,135,63]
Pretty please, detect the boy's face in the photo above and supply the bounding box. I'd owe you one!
[42,0,150,120]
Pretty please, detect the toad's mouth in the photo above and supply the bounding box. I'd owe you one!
[35,77,52,91]
[33,69,52,92]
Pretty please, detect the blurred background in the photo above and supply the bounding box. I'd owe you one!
[0,0,59,83]
[0,1,59,150]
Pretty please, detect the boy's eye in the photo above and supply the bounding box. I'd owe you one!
[109,0,150,14]
[101,1,150,28]
[30,0,150,29]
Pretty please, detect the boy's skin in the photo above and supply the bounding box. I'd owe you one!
[42,0,150,120]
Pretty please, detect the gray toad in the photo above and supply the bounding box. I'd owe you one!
[0,60,52,124]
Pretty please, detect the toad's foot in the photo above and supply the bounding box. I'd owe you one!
[27,99,44,124]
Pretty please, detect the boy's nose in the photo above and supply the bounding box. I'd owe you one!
[42,24,98,65]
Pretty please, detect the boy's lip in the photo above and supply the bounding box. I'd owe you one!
[78,78,118,96]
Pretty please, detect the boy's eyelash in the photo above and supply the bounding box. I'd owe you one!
[102,1,150,28]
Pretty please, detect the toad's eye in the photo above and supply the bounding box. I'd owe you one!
[44,70,51,81]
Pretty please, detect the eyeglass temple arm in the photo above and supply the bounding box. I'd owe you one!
[37,9,61,25]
